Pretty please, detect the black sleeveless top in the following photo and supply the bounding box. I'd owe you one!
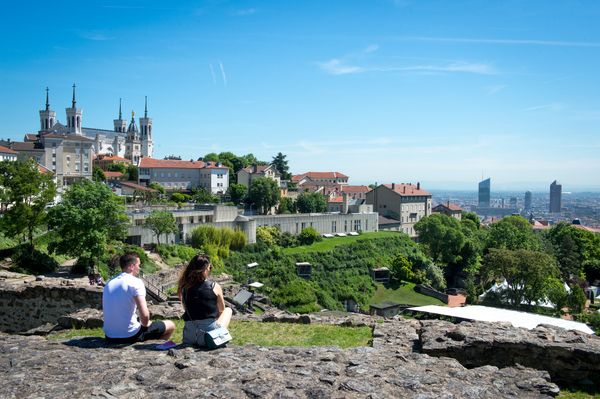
[182,280,219,321]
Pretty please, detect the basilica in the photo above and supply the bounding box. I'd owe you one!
[34,84,154,164]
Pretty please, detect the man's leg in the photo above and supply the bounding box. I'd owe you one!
[217,307,233,329]
[138,320,175,341]
[161,320,176,340]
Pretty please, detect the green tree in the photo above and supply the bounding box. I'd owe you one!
[0,160,56,249]
[277,197,296,214]
[228,183,247,205]
[148,182,166,195]
[107,163,127,173]
[298,227,322,245]
[545,277,569,314]
[481,248,559,308]
[92,166,106,182]
[415,214,466,264]
[486,216,540,251]
[462,212,480,228]
[256,226,280,247]
[47,180,128,265]
[248,177,280,214]
[544,222,600,281]
[296,192,327,213]
[170,192,190,203]
[390,253,414,282]
[202,153,219,162]
[568,285,587,314]
[126,164,139,182]
[192,188,219,204]
[144,210,177,246]
[271,152,291,180]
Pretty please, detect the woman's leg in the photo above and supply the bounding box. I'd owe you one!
[216,307,233,328]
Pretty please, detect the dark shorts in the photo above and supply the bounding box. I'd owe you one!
[105,321,167,344]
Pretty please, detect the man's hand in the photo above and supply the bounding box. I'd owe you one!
[134,295,151,327]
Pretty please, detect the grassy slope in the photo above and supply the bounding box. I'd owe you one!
[49,319,372,348]
[370,282,445,306]
[282,231,402,255]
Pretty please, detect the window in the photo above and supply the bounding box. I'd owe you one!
[332,221,337,232]
[344,220,347,232]
[301,222,306,229]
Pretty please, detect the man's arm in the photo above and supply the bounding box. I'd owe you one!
[134,295,151,327]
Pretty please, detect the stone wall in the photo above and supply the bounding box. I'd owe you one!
[0,274,102,333]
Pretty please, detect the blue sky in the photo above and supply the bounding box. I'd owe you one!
[1,0,600,191]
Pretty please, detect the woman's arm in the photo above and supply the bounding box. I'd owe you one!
[213,283,226,315]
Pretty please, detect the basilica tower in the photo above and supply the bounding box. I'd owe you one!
[139,96,154,158]
[65,84,83,135]
[39,87,56,133]
[113,98,127,132]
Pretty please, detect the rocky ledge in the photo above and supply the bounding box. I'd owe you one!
[0,333,559,398]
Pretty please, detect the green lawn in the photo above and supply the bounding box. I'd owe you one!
[49,319,372,348]
[282,231,403,254]
[370,282,445,306]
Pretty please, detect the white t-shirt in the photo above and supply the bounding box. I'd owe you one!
[102,272,146,338]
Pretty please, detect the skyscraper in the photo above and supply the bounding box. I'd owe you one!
[478,178,491,208]
[524,191,532,212]
[549,180,562,213]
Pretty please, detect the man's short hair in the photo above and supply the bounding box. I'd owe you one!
[120,253,140,270]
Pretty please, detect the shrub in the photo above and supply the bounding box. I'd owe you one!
[191,225,246,252]
[256,226,280,247]
[12,245,58,274]
[298,227,322,245]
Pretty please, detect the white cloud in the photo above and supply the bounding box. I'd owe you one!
[485,84,506,95]
[317,59,365,75]
[408,36,600,48]
[364,44,380,53]
[219,61,228,87]
[524,102,566,112]
[209,64,217,84]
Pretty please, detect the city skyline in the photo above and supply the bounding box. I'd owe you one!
[1,1,600,191]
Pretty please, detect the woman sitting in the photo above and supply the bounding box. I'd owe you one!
[178,255,232,347]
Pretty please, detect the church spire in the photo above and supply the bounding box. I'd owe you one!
[144,96,148,118]
[118,98,122,120]
[45,87,50,111]
[131,110,135,122]
[71,83,77,107]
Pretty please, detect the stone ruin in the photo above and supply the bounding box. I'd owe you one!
[2,271,600,397]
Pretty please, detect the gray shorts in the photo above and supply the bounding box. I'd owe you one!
[182,319,219,347]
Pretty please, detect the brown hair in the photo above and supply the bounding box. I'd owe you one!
[177,254,211,296]
[120,253,140,270]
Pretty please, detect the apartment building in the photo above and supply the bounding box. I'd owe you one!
[366,183,432,237]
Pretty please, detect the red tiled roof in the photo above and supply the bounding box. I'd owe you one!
[37,164,52,174]
[433,203,462,212]
[243,164,272,174]
[384,183,430,196]
[328,197,344,203]
[139,157,205,169]
[120,181,157,192]
[24,134,39,142]
[292,171,349,181]
[0,145,17,154]
[203,161,229,170]
[104,171,124,178]
[97,155,130,162]
[341,185,370,193]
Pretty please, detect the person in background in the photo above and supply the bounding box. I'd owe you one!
[103,253,175,344]
[178,255,232,346]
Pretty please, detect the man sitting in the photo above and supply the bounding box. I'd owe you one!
[103,253,175,343]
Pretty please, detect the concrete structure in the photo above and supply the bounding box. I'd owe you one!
[0,140,45,164]
[237,164,281,188]
[550,180,562,213]
[478,178,491,208]
[138,158,229,194]
[126,205,255,246]
[327,193,373,214]
[252,211,378,235]
[366,183,432,237]
[432,202,462,220]
[39,133,94,188]
[292,171,349,197]
[524,191,532,212]
[0,145,17,162]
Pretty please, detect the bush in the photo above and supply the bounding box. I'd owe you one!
[271,279,320,313]
[256,226,280,247]
[191,225,246,252]
[156,244,198,264]
[12,245,58,274]
[298,227,322,245]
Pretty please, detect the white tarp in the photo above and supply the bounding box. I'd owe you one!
[408,304,594,334]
